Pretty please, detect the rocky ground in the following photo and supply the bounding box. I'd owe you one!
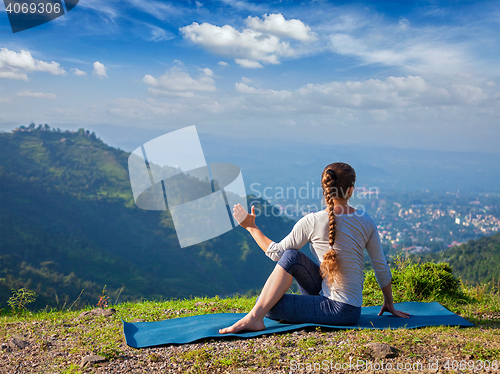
[1,308,499,374]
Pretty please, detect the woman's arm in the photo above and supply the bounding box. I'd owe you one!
[233,204,272,252]
[378,281,410,318]
[365,221,409,318]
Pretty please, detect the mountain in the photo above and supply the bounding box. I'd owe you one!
[0,125,296,310]
[409,232,500,285]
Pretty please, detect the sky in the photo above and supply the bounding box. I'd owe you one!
[0,0,499,153]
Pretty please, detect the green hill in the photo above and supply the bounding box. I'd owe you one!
[410,232,500,284]
[0,125,296,310]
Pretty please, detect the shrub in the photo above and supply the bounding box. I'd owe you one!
[7,288,37,312]
[363,255,469,306]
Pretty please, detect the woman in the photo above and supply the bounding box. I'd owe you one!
[219,162,409,334]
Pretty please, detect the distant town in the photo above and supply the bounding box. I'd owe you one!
[373,195,499,256]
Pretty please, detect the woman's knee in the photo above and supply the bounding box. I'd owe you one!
[281,249,301,262]
[277,249,301,273]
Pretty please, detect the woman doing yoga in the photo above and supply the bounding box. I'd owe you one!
[219,162,409,334]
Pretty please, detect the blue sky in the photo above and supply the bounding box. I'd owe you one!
[0,0,499,152]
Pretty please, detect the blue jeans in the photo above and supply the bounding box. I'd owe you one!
[263,249,361,325]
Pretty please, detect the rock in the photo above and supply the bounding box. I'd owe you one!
[365,342,399,359]
[7,337,29,350]
[80,355,107,368]
[78,308,116,318]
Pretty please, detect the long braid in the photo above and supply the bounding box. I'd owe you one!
[320,170,338,286]
[319,163,356,287]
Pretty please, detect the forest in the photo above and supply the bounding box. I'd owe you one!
[0,125,296,310]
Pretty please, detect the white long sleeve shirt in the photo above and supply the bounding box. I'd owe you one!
[266,209,392,307]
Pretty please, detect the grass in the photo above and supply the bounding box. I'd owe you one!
[1,260,499,373]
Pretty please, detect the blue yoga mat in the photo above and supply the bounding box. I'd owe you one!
[123,301,473,348]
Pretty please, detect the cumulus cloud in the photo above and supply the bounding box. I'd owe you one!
[142,66,216,97]
[451,85,487,105]
[0,48,66,81]
[293,76,429,109]
[15,90,57,99]
[245,13,317,41]
[180,13,315,68]
[92,61,108,78]
[235,75,488,110]
[235,59,263,68]
[72,68,87,76]
[486,81,496,87]
[180,21,293,66]
[235,82,291,98]
[199,68,214,77]
[218,61,229,67]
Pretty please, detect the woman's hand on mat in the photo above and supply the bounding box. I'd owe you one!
[233,204,257,230]
[378,302,410,318]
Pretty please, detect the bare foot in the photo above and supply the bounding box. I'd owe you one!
[219,315,265,334]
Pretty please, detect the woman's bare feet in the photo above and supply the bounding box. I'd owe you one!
[219,314,266,334]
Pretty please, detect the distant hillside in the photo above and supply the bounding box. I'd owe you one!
[410,233,500,284]
[0,125,296,310]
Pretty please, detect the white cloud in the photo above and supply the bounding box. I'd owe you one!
[72,68,87,76]
[235,82,291,98]
[486,81,496,87]
[0,71,28,80]
[145,88,196,98]
[294,76,428,109]
[235,83,268,94]
[328,32,468,75]
[234,75,488,110]
[180,21,294,66]
[398,18,410,30]
[180,14,316,68]
[93,61,108,78]
[241,77,252,84]
[451,85,487,105]
[15,90,57,99]
[218,0,266,12]
[199,68,214,77]
[142,66,216,97]
[456,71,471,79]
[0,48,66,81]
[245,13,317,41]
[124,0,183,21]
[147,24,176,41]
[235,59,263,68]
[218,61,229,67]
